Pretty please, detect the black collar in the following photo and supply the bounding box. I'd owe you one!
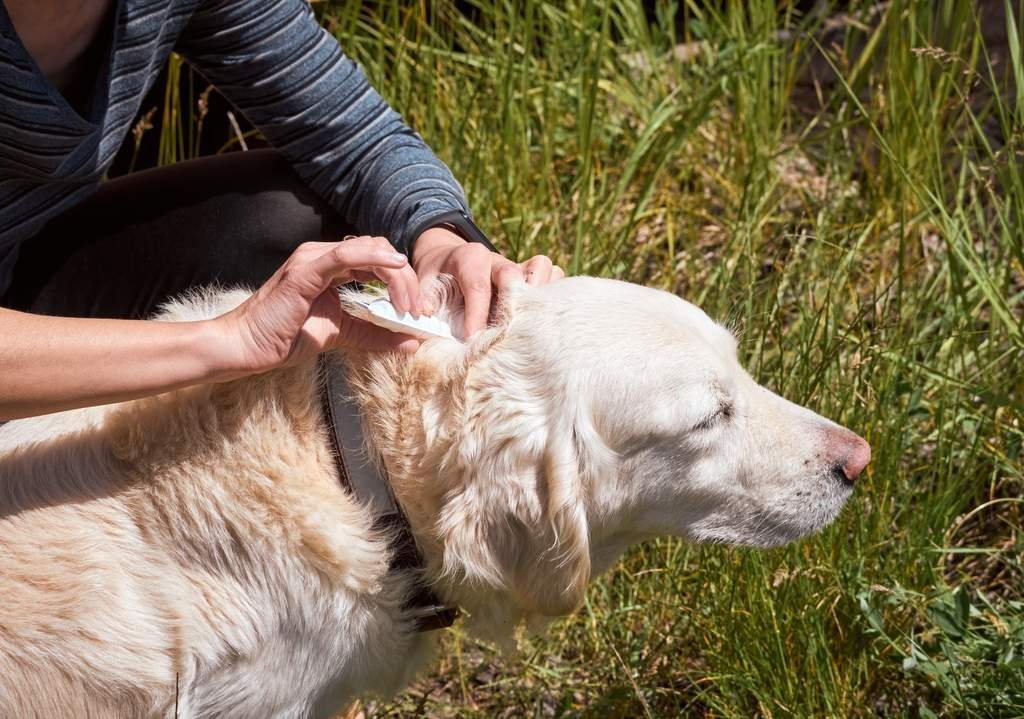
[317,356,458,632]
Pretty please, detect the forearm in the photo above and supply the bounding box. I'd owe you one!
[177,0,472,255]
[0,308,229,421]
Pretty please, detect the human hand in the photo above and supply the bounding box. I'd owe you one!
[412,227,564,336]
[213,236,422,379]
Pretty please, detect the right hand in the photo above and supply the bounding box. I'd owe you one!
[212,236,422,379]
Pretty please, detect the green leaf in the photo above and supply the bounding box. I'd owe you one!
[929,604,965,640]
[858,593,886,635]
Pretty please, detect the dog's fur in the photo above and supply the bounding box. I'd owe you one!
[0,277,867,717]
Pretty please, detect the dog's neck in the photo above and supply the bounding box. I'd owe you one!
[342,343,473,572]
[340,323,600,648]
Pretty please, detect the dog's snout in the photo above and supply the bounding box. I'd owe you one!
[828,429,871,484]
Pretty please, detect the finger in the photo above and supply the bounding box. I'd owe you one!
[348,236,420,315]
[551,265,565,281]
[374,261,421,318]
[485,259,524,325]
[290,236,383,266]
[411,261,440,317]
[454,246,495,337]
[491,258,524,291]
[521,255,554,286]
[335,315,420,355]
[344,268,423,316]
[300,241,407,300]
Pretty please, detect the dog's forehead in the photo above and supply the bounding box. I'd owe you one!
[529,277,734,353]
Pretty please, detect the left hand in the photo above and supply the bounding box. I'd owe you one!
[412,227,564,337]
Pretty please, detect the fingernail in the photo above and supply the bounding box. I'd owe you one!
[391,252,407,264]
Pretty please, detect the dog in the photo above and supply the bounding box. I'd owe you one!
[0,276,869,717]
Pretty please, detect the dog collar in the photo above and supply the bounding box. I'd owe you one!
[318,356,459,633]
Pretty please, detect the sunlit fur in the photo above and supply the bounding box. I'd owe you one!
[0,277,859,717]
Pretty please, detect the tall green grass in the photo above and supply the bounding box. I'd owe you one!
[153,1,1023,714]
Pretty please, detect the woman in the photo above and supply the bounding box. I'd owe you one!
[0,0,560,421]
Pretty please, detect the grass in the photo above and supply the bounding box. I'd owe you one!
[145,1,1023,715]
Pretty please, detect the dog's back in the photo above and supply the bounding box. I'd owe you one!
[0,295,423,717]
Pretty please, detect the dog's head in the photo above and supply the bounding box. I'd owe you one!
[356,276,869,639]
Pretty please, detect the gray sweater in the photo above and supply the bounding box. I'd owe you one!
[0,0,475,297]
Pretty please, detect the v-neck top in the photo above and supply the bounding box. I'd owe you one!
[0,0,472,297]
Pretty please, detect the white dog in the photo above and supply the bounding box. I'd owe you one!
[0,277,869,718]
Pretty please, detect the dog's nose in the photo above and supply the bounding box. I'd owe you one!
[834,431,871,483]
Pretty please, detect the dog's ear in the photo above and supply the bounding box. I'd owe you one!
[436,355,600,621]
[508,418,592,616]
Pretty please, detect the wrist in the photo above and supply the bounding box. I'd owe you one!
[191,318,250,384]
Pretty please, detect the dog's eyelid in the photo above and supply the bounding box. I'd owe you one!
[720,399,734,418]
[692,400,730,431]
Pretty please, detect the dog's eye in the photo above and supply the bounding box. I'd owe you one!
[692,402,733,431]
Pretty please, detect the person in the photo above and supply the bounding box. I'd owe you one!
[0,0,562,422]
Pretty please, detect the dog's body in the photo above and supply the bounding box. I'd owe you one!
[0,278,869,717]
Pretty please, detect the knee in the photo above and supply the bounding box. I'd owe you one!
[218,150,350,250]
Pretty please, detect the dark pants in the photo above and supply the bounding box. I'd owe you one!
[2,150,352,318]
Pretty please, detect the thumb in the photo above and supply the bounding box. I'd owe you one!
[335,315,421,355]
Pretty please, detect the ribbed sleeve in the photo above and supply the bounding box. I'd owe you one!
[176,0,474,256]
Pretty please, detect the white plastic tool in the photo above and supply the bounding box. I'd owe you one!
[345,297,456,341]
